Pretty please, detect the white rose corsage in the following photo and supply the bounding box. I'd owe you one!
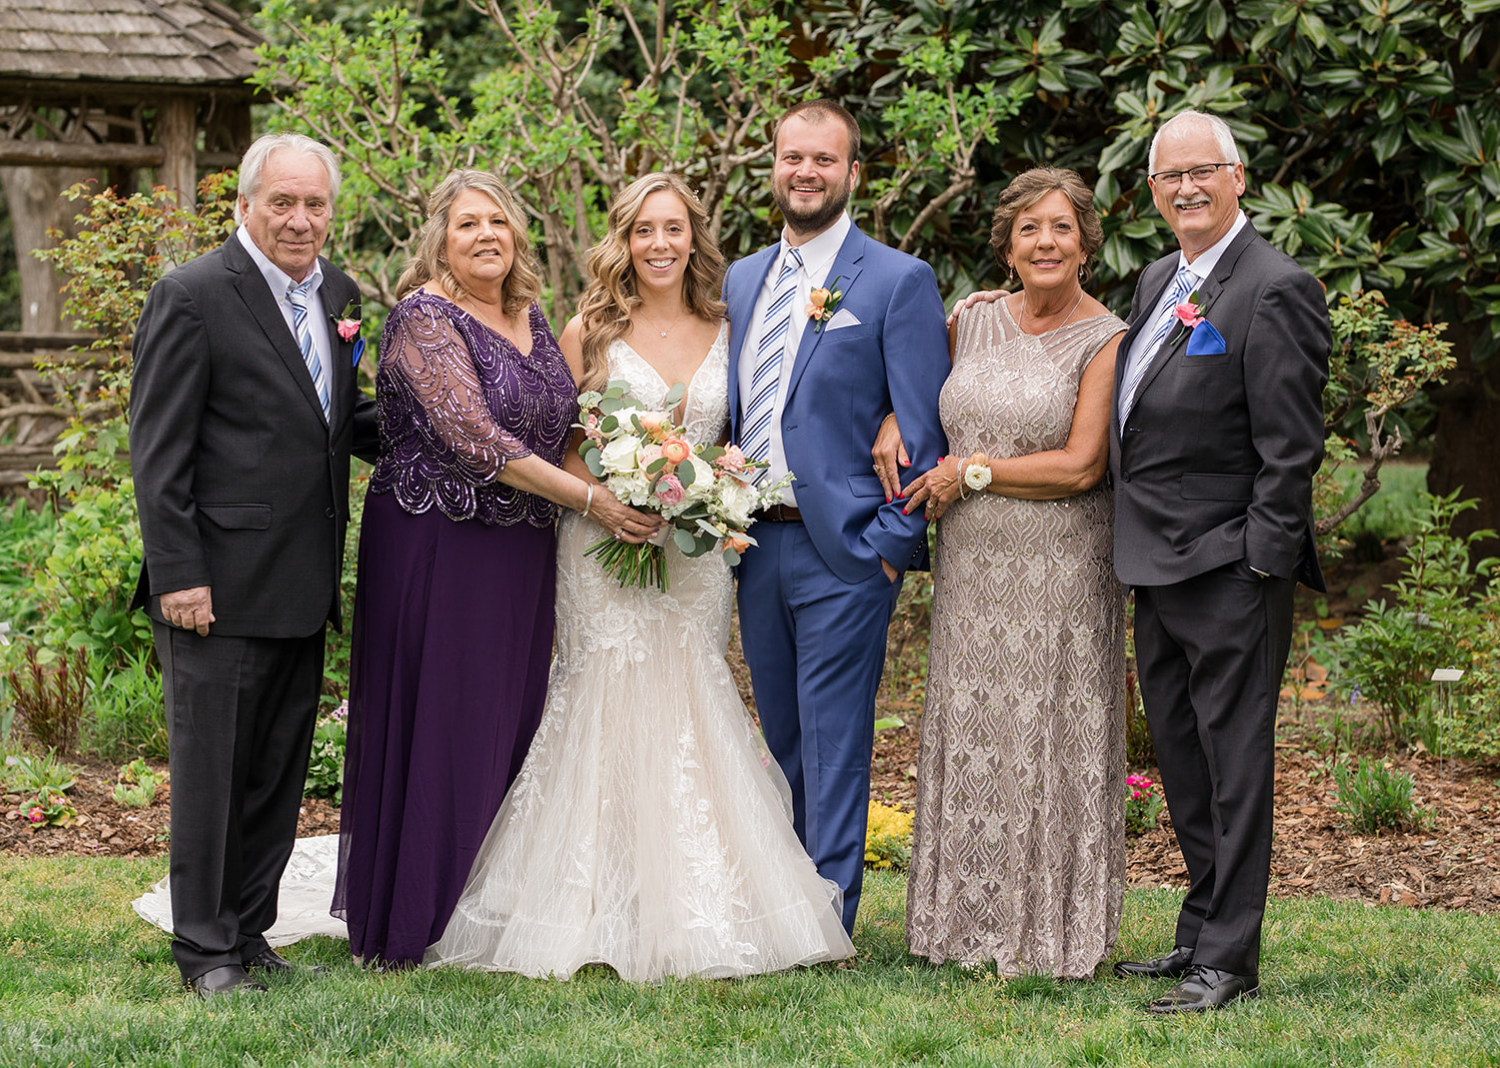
[960,452,992,497]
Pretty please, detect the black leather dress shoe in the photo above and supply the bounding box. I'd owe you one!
[189,964,268,999]
[1113,945,1195,979]
[1145,965,1260,1014]
[245,948,326,974]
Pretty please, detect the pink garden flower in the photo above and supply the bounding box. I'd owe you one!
[336,318,360,342]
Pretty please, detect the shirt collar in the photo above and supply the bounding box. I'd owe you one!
[237,225,324,302]
[1177,210,1247,282]
[780,212,851,278]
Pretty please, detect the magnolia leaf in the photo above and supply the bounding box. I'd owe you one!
[874,716,905,731]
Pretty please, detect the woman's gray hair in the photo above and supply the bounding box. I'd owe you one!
[1148,110,1241,175]
[234,133,341,224]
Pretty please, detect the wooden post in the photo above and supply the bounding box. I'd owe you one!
[156,95,197,209]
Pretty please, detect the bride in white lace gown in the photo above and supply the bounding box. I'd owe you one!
[426,174,853,981]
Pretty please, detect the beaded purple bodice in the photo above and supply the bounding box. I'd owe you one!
[369,290,575,527]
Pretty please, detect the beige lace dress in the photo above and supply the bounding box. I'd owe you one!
[906,298,1128,978]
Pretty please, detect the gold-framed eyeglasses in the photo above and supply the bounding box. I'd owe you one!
[1148,163,1236,187]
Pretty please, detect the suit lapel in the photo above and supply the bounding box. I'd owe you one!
[1128,224,1257,407]
[1115,256,1177,397]
[783,227,866,405]
[726,245,779,438]
[224,236,331,427]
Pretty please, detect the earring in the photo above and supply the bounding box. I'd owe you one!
[691,248,697,254]
[1078,263,1086,281]
[1006,261,1018,286]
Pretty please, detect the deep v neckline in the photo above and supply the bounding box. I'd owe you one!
[618,322,726,424]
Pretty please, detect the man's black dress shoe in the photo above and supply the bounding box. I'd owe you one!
[1112,945,1195,980]
[1145,965,1260,1014]
[188,964,268,999]
[244,948,326,974]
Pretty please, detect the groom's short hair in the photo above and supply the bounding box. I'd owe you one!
[774,100,861,167]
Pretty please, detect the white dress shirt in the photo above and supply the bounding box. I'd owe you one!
[1119,209,1248,391]
[236,225,334,411]
[737,212,852,505]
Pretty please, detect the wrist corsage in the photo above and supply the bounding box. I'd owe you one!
[960,452,992,498]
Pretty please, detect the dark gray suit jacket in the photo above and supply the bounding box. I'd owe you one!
[129,234,378,637]
[1109,223,1329,592]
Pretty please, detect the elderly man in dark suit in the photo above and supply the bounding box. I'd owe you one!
[1108,110,1329,1013]
[130,132,376,998]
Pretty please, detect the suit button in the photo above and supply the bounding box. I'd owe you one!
[1121,472,1132,482]
[325,508,336,519]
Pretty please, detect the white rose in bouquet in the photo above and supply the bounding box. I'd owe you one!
[600,434,641,476]
[682,454,716,501]
[716,476,759,530]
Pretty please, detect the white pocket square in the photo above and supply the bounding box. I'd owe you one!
[826,308,861,330]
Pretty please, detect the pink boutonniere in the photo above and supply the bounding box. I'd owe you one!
[806,276,844,332]
[331,299,361,341]
[1172,291,1204,329]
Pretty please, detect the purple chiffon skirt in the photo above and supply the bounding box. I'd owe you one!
[333,489,557,966]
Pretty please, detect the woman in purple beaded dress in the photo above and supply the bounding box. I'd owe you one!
[333,171,659,968]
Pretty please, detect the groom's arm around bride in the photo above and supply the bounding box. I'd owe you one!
[726,99,949,934]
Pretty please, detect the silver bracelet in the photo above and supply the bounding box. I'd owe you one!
[581,483,594,518]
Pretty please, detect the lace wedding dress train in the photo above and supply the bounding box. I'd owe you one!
[425,326,853,981]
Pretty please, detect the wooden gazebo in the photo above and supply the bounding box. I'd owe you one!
[0,0,263,201]
[0,0,264,488]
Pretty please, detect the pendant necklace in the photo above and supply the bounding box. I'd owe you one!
[638,306,684,338]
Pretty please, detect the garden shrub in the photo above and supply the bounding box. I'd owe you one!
[865,800,913,870]
[1328,490,1494,747]
[85,648,167,762]
[304,701,349,805]
[1333,757,1430,834]
[6,644,88,753]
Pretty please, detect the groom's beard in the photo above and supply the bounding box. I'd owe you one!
[773,174,853,237]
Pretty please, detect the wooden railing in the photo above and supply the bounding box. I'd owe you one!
[0,332,102,490]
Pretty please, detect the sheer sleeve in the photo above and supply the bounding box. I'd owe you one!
[383,298,532,485]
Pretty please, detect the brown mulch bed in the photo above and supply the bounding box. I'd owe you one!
[2,756,341,859]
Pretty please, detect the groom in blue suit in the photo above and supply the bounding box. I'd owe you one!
[726,100,950,933]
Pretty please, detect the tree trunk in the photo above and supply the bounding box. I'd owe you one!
[0,165,99,334]
[1426,324,1500,561]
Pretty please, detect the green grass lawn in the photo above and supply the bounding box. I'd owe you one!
[1,858,1498,1066]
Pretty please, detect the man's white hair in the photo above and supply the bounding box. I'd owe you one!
[1148,110,1241,175]
[234,133,341,224]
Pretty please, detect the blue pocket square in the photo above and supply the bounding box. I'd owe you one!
[352,337,367,369]
[1186,321,1226,356]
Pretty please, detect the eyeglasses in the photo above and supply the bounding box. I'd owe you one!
[1148,163,1236,187]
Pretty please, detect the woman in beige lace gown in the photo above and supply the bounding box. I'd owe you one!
[882,169,1127,977]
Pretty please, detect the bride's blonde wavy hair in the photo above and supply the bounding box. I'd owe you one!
[577,173,726,393]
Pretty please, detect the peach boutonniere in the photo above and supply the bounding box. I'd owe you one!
[806,276,844,332]
[1171,291,1204,329]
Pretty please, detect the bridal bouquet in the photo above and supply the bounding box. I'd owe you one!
[577,379,793,591]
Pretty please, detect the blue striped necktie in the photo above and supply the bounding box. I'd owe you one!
[742,246,803,482]
[1119,264,1195,422]
[287,278,330,420]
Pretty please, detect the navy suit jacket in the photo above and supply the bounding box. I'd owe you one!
[726,224,949,584]
[1108,223,1329,591]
